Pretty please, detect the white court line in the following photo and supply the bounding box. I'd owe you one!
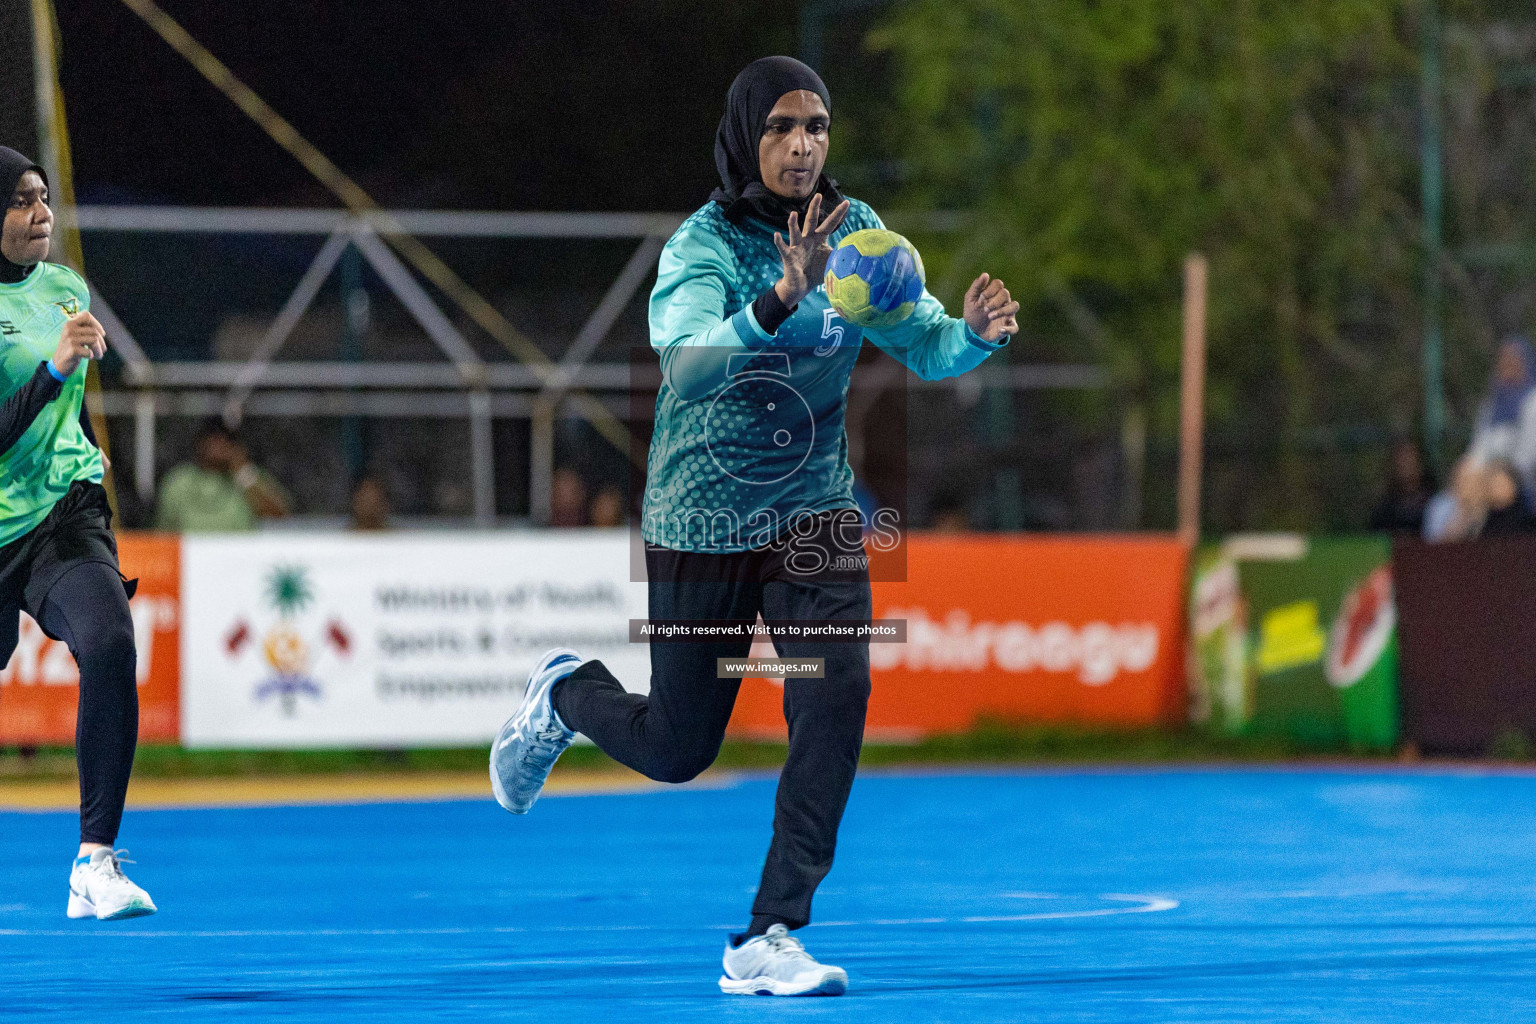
[960,894,1180,924]
[815,894,1179,927]
[0,894,1178,938]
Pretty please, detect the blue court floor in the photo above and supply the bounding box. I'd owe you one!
[5,768,1536,1022]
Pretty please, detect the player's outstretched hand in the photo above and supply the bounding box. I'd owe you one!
[963,274,1020,343]
[773,193,850,308]
[53,311,107,377]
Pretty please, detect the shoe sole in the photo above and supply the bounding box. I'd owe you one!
[490,648,580,814]
[68,890,157,921]
[718,968,848,996]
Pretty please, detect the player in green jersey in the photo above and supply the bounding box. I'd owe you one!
[0,147,156,920]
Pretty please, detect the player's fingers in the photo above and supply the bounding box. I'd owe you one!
[982,279,1006,303]
[65,321,103,343]
[90,338,108,359]
[989,300,1021,321]
[965,274,990,303]
[819,199,850,237]
[805,192,821,229]
[774,232,790,258]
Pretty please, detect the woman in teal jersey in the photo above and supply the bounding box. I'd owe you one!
[492,57,1017,995]
[0,148,156,920]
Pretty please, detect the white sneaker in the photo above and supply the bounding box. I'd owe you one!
[719,924,848,996]
[67,848,157,921]
[490,648,582,814]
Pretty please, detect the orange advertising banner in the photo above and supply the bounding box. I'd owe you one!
[727,534,1190,739]
[0,533,181,744]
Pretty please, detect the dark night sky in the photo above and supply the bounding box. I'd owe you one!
[56,0,812,210]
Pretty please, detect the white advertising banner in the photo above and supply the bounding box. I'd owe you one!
[181,532,650,747]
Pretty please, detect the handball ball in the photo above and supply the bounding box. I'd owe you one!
[823,228,925,328]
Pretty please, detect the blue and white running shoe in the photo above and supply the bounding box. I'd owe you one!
[719,924,847,996]
[491,648,582,814]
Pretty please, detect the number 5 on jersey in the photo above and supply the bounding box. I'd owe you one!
[816,307,844,357]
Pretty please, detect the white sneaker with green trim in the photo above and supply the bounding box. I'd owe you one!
[67,848,157,921]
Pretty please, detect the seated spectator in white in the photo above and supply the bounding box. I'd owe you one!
[350,476,390,531]
[1426,458,1489,541]
[1425,336,1536,541]
[154,420,291,532]
[1426,458,1536,541]
[1370,439,1436,534]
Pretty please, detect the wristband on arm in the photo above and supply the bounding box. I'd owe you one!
[751,287,796,336]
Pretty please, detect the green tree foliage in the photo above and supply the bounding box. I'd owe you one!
[869,0,1427,529]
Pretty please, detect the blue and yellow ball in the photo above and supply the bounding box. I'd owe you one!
[823,228,925,328]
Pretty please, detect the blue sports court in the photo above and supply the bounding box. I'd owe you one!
[5,768,1536,1021]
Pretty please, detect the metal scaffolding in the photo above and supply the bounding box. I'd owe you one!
[73,205,685,526]
[70,205,1108,525]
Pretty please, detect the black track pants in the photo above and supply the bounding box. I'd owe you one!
[0,482,138,846]
[37,560,139,845]
[554,511,872,930]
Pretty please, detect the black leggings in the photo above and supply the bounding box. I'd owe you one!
[34,561,138,845]
[554,511,872,930]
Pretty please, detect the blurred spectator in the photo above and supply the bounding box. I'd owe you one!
[350,476,391,531]
[588,486,625,528]
[1468,335,1536,488]
[928,491,971,534]
[1425,458,1488,542]
[1369,439,1437,534]
[431,479,472,516]
[1480,461,1536,536]
[1426,458,1536,541]
[549,467,587,527]
[155,420,291,532]
[1424,335,1536,542]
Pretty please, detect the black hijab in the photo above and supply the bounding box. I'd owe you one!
[0,147,46,284]
[709,56,843,231]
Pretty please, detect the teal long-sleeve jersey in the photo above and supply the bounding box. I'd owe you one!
[641,197,1006,553]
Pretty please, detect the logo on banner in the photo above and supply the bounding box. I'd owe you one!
[1325,566,1395,689]
[224,565,352,717]
[870,607,1159,685]
[1256,600,1327,675]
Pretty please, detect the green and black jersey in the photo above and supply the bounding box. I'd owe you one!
[0,261,103,547]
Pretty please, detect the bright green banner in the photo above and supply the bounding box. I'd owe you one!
[1190,536,1397,749]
